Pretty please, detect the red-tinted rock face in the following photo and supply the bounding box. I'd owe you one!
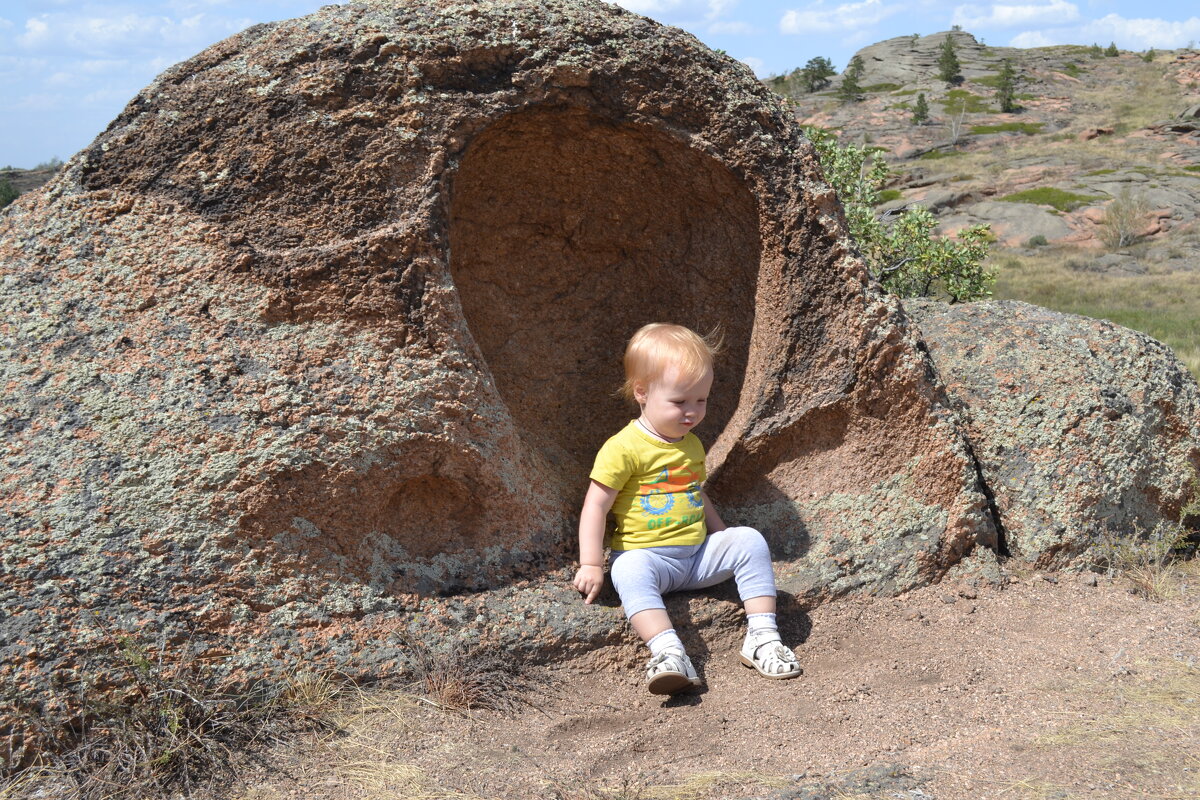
[907,299,1200,566]
[0,0,992,769]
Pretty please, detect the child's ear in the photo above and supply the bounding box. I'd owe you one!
[632,382,648,404]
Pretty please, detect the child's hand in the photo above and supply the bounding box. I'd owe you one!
[572,565,605,604]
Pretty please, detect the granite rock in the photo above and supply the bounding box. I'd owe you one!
[0,0,994,768]
[906,299,1200,565]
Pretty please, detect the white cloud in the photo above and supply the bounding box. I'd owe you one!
[706,0,739,18]
[708,20,757,34]
[1009,30,1059,46]
[16,92,67,112]
[780,0,900,34]
[1081,14,1200,49]
[611,0,687,14]
[16,11,248,58]
[740,55,766,75]
[952,0,1079,29]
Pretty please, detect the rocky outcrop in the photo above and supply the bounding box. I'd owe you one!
[907,299,1200,565]
[845,31,1013,88]
[0,0,994,768]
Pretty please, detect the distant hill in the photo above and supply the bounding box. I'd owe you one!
[769,32,1200,373]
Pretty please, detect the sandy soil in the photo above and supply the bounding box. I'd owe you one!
[234,569,1200,800]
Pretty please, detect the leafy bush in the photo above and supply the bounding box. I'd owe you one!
[1105,42,1120,57]
[1099,187,1151,248]
[1000,187,1102,212]
[0,177,17,209]
[970,122,1045,135]
[804,126,995,302]
[1026,234,1049,247]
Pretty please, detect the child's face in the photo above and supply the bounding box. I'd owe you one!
[634,366,713,441]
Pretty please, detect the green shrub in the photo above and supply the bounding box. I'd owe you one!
[862,82,902,92]
[1061,62,1084,77]
[1000,187,1102,212]
[1105,42,1120,57]
[0,177,18,209]
[1026,234,1049,247]
[1142,48,1156,62]
[1087,168,1117,176]
[804,125,994,302]
[876,189,903,204]
[918,148,963,160]
[1184,165,1200,173]
[1099,187,1150,248]
[969,122,1045,135]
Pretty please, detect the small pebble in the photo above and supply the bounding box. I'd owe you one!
[902,609,923,621]
[1079,573,1098,587]
[940,594,957,604]
[957,585,978,599]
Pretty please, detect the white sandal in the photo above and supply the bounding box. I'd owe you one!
[646,647,703,695]
[740,632,802,680]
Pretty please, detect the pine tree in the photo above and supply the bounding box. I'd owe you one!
[996,59,1020,113]
[839,55,865,103]
[1088,43,1103,58]
[938,36,962,85]
[912,92,930,124]
[800,56,836,93]
[1105,42,1119,57]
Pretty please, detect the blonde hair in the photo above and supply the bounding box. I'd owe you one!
[621,323,722,402]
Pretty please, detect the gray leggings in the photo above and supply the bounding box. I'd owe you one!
[609,526,777,619]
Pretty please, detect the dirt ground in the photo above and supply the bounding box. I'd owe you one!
[232,568,1200,800]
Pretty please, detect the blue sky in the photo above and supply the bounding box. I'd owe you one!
[2,0,1199,168]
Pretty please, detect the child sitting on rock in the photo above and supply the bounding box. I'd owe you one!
[572,323,801,694]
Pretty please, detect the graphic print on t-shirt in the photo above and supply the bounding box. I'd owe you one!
[637,464,704,522]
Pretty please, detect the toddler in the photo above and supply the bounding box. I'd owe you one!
[572,323,801,694]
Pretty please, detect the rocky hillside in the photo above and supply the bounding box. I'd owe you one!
[777,32,1200,272]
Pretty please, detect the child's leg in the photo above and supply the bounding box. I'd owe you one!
[610,547,703,694]
[683,527,802,680]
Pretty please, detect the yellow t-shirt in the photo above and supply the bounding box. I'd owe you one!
[589,421,707,551]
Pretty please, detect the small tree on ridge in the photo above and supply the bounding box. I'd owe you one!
[938,35,962,85]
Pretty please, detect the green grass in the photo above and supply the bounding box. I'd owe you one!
[1087,168,1118,176]
[918,149,964,160]
[973,73,1004,88]
[940,89,990,113]
[993,251,1200,378]
[862,82,902,92]
[875,189,903,204]
[970,122,1046,135]
[1185,165,1200,173]
[999,187,1102,212]
[1061,62,1085,78]
[890,88,919,96]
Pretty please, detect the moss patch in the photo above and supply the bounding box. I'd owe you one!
[999,187,1102,212]
[970,122,1045,135]
[875,189,903,204]
[940,89,990,113]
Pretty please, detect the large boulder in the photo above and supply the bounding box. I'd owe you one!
[907,299,1200,565]
[1,0,993,766]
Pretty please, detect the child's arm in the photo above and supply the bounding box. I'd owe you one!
[573,479,619,604]
[700,489,726,534]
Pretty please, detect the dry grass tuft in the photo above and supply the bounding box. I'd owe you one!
[403,639,546,714]
[1037,657,1200,796]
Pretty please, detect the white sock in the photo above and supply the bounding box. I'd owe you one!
[745,613,780,643]
[647,628,685,656]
